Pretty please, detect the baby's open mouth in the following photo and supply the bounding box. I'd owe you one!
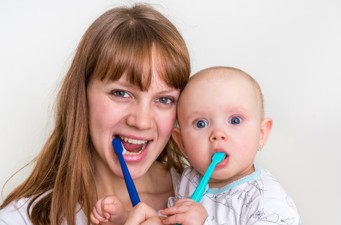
[120,136,148,155]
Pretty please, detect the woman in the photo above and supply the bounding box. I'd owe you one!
[0,4,190,225]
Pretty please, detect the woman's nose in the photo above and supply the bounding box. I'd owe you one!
[126,103,153,130]
[209,129,228,142]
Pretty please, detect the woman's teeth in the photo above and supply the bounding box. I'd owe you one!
[121,136,147,145]
[122,146,145,155]
[120,136,147,155]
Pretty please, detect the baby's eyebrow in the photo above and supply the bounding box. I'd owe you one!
[180,111,204,122]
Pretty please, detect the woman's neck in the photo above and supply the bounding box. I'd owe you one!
[94,160,173,210]
[138,162,173,210]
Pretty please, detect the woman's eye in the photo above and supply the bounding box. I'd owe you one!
[111,90,129,98]
[156,97,174,105]
[194,119,209,128]
[230,116,242,125]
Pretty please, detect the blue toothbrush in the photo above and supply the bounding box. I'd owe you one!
[175,152,226,225]
[112,137,140,206]
[191,152,226,202]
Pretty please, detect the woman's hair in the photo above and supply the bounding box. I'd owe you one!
[0,4,190,225]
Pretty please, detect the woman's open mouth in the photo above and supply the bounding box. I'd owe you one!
[120,136,148,156]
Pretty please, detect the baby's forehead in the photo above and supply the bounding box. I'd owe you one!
[179,68,263,109]
[179,71,249,105]
[189,69,251,88]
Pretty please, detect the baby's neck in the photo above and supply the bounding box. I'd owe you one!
[208,164,256,189]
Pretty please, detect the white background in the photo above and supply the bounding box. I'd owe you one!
[1,0,340,224]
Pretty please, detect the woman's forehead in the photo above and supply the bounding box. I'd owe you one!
[118,70,177,90]
[92,44,186,91]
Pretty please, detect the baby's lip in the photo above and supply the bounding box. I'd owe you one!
[214,151,229,168]
[214,149,228,157]
[213,150,229,166]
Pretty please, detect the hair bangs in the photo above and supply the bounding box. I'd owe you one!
[90,24,154,90]
[153,42,189,92]
[89,13,190,91]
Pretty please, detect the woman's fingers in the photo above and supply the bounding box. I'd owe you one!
[124,202,162,225]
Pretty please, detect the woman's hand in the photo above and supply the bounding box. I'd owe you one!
[124,202,163,225]
[159,198,208,225]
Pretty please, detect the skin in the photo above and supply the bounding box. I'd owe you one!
[161,67,273,224]
[88,53,181,224]
[124,203,162,225]
[90,196,126,224]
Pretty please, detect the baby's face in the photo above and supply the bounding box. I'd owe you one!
[176,71,266,187]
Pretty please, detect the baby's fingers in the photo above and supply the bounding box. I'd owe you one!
[90,213,100,225]
[92,198,114,223]
[101,196,124,215]
[160,201,193,215]
[90,207,108,224]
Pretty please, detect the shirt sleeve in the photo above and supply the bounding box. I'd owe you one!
[0,206,31,225]
[246,197,301,225]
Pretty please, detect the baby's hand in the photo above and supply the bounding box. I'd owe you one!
[159,198,208,225]
[90,195,127,225]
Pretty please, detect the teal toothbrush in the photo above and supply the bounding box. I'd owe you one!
[112,137,140,206]
[191,152,226,202]
[176,152,225,225]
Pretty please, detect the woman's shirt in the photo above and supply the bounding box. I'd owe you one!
[0,197,87,225]
[0,168,181,224]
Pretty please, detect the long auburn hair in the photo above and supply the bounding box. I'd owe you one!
[0,4,190,225]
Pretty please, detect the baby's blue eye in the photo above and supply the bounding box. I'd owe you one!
[195,119,208,128]
[230,116,242,125]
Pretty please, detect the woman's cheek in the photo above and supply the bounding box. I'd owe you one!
[158,110,177,138]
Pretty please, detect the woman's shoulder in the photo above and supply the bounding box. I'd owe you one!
[0,198,32,225]
[0,197,87,225]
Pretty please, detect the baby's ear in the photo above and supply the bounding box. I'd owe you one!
[259,118,273,148]
[172,127,185,152]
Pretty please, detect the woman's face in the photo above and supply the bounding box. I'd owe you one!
[87,70,180,179]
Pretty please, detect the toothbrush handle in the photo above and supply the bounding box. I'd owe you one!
[117,155,140,206]
[191,162,218,202]
[175,163,217,225]
[175,162,218,225]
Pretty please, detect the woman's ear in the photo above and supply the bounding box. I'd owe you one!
[172,127,186,153]
[259,118,273,149]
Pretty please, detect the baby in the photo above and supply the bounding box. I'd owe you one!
[160,66,301,225]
